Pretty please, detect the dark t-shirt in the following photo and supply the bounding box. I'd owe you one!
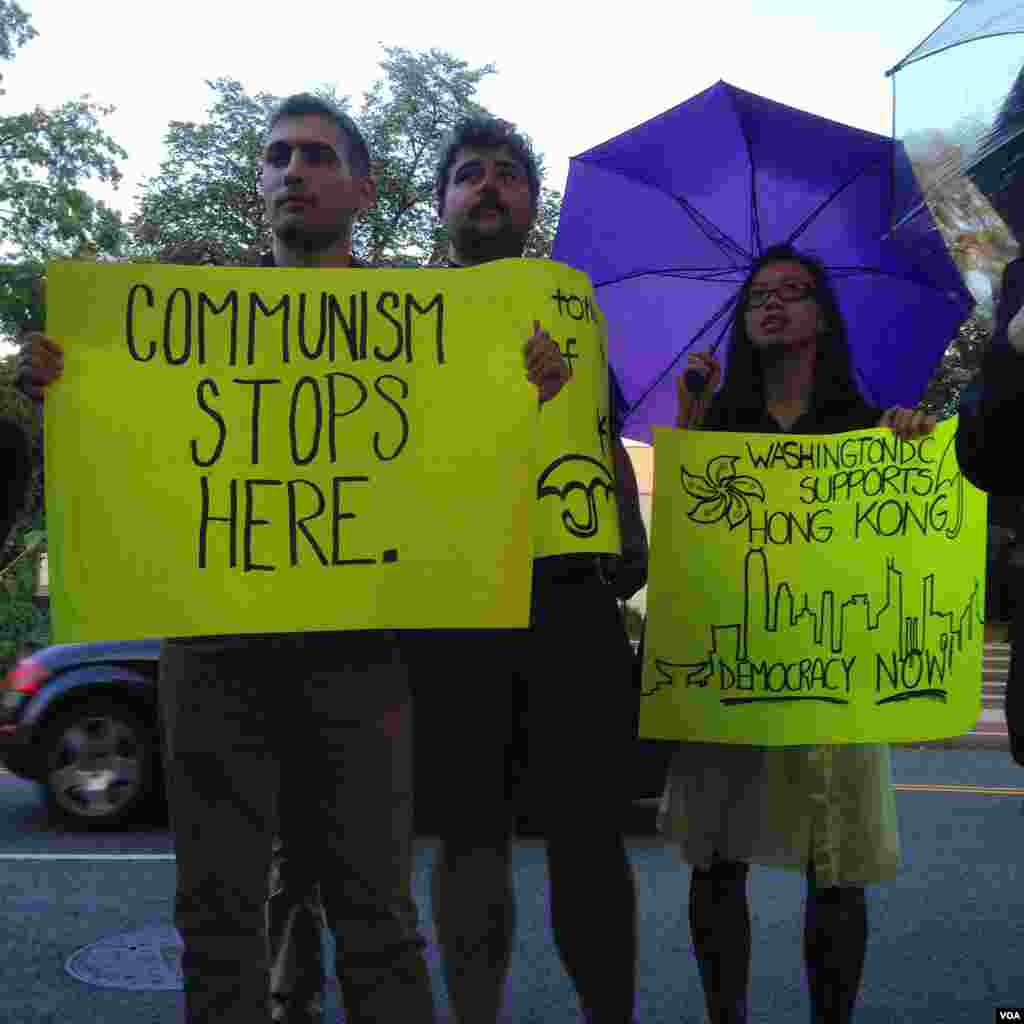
[702,393,882,436]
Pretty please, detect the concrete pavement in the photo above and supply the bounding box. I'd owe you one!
[1,644,1021,1021]
[4,751,1024,1023]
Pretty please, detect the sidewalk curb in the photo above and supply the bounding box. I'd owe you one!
[894,733,1010,752]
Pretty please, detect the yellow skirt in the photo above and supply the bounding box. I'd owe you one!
[657,742,900,886]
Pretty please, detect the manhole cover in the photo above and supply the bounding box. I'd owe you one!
[66,924,442,1003]
[65,923,184,991]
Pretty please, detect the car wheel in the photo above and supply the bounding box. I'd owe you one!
[40,699,158,829]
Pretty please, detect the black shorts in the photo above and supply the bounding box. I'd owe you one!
[409,561,639,837]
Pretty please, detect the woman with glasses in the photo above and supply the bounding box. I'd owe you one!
[664,244,934,1024]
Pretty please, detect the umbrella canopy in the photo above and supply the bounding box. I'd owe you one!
[889,0,1024,69]
[886,2,1023,298]
[552,80,973,443]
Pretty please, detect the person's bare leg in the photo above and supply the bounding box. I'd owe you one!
[433,837,515,1023]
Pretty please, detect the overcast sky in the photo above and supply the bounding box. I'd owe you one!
[5,0,964,216]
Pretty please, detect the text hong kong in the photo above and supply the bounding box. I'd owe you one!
[739,434,960,545]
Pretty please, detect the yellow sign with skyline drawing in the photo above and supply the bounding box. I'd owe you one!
[640,417,987,745]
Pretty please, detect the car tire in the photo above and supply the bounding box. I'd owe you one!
[40,698,158,829]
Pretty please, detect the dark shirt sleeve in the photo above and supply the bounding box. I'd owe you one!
[701,394,728,431]
[604,369,648,600]
[861,402,885,430]
[956,259,1024,495]
[608,368,628,437]
[698,394,881,434]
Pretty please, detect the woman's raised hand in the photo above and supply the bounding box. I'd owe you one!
[675,352,721,429]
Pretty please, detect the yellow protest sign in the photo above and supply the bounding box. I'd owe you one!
[639,418,987,745]
[44,259,568,642]
[528,270,621,559]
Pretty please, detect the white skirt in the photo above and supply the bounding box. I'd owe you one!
[657,742,901,886]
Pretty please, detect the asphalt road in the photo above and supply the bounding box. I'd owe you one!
[3,748,1024,1023]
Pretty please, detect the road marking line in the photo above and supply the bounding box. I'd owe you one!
[2,787,1024,860]
[894,783,1024,796]
[0,853,175,861]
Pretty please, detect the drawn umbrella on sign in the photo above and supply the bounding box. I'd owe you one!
[537,454,615,538]
[552,80,974,442]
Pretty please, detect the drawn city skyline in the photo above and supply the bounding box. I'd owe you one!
[737,548,982,661]
[646,548,983,702]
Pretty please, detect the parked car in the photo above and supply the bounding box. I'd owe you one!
[0,640,163,827]
[0,638,674,830]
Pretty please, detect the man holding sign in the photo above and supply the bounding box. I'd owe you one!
[408,116,647,1024]
[20,96,572,1024]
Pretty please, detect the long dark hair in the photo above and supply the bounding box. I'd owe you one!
[713,244,864,424]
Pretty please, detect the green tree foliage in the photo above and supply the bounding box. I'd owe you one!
[917,312,990,420]
[0,101,127,261]
[524,185,563,260]
[0,516,49,672]
[130,48,564,268]
[356,47,493,264]
[129,78,281,266]
[0,349,47,670]
[901,120,1021,421]
[0,349,41,509]
[357,47,561,265]
[0,0,34,65]
[0,1,128,341]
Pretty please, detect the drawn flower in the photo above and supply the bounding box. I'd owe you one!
[681,455,766,527]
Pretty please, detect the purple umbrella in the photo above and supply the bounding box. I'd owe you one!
[552,80,974,443]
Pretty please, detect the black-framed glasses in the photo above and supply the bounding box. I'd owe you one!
[746,281,815,309]
[264,140,341,169]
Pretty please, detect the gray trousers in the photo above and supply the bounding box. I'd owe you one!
[159,631,435,1024]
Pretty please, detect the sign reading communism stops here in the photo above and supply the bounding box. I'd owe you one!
[640,418,987,745]
[43,258,618,642]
